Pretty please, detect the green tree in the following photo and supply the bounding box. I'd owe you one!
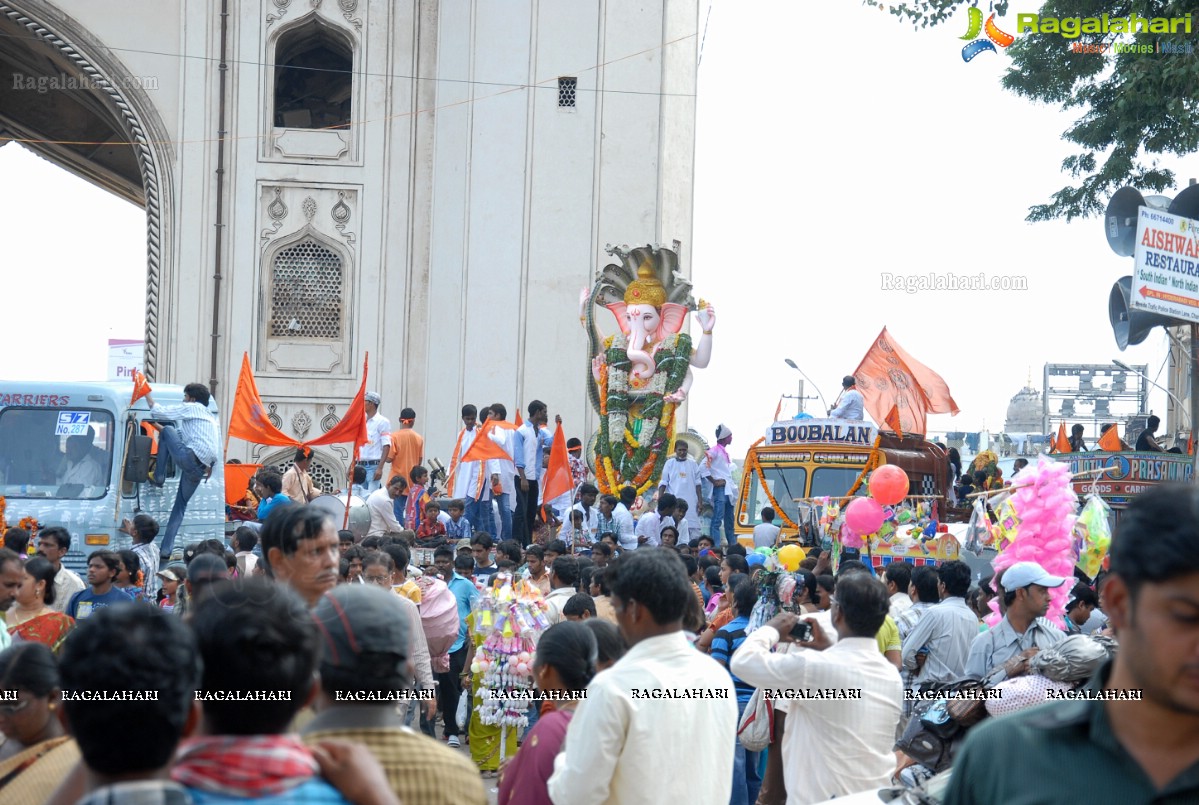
[867,0,1199,221]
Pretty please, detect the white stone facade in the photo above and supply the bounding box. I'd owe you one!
[3,0,699,485]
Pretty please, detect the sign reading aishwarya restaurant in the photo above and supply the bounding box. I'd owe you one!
[766,419,877,447]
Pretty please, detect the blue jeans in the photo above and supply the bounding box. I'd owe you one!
[394,495,407,527]
[711,487,735,547]
[465,497,486,534]
[494,493,512,543]
[158,425,207,558]
[731,698,762,805]
[359,460,382,493]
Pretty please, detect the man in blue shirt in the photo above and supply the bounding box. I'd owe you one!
[513,401,554,546]
[437,549,479,748]
[710,578,762,805]
[254,468,292,521]
[66,550,136,620]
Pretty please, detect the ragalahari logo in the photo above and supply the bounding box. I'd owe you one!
[960,7,1015,62]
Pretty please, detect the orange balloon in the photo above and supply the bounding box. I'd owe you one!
[868,464,909,506]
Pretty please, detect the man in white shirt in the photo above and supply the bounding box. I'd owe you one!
[731,572,902,805]
[900,560,979,691]
[543,555,580,624]
[483,403,518,542]
[60,435,105,487]
[548,549,738,804]
[634,494,676,549]
[360,391,391,492]
[884,561,913,618]
[281,447,320,503]
[446,404,499,531]
[146,383,221,561]
[659,440,703,542]
[701,424,737,547]
[514,401,550,546]
[612,488,638,552]
[965,561,1066,682]
[366,477,405,536]
[829,375,866,420]
[35,527,86,613]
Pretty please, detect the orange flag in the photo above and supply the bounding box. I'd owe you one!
[130,369,152,406]
[306,354,370,447]
[853,327,959,437]
[515,410,524,427]
[1098,426,1122,452]
[541,422,572,504]
[226,353,299,448]
[774,397,784,422]
[459,420,515,464]
[883,405,904,439]
[1052,422,1071,454]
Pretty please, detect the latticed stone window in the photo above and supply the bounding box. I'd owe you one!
[270,238,343,339]
[272,457,337,494]
[558,77,577,108]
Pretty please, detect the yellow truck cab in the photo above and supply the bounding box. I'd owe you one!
[734,417,954,546]
[0,381,225,573]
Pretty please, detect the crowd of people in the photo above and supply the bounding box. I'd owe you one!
[1,379,1195,804]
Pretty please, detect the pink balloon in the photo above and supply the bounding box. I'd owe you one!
[845,497,885,535]
[868,465,910,506]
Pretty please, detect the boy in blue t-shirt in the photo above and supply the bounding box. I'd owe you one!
[66,551,136,620]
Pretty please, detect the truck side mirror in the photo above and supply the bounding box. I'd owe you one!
[125,434,152,483]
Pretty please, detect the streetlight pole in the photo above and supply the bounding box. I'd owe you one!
[784,359,829,416]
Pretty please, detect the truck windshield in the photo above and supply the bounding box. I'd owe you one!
[0,408,113,500]
[743,466,807,526]
[811,467,869,499]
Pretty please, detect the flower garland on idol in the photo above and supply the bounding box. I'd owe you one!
[470,575,552,731]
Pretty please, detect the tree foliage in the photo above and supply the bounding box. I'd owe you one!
[864,0,1199,221]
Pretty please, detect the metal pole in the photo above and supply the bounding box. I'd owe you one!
[1191,324,1199,482]
[797,379,804,415]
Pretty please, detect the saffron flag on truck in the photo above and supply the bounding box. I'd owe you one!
[853,328,958,437]
[130,370,152,406]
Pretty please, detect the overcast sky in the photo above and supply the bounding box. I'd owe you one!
[1,1,1181,461]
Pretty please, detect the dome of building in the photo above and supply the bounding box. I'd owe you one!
[1005,385,1042,433]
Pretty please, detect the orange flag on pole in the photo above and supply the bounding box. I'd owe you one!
[1098,426,1122,452]
[883,405,904,439]
[515,410,524,427]
[541,422,572,504]
[130,370,152,406]
[226,353,299,448]
[1052,422,1071,454]
[774,397,784,422]
[853,327,958,437]
[306,354,370,448]
[459,420,515,464]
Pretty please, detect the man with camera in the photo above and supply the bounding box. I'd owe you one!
[731,572,902,804]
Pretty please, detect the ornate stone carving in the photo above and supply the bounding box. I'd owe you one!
[266,0,291,26]
[302,196,317,220]
[330,191,355,243]
[320,404,341,433]
[261,187,288,243]
[338,0,362,30]
[292,409,312,440]
[266,402,283,430]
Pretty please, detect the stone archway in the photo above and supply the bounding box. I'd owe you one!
[0,0,173,377]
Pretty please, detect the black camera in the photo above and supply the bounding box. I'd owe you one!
[789,620,813,642]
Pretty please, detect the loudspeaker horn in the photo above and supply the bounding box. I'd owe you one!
[1105,188,1174,256]
[1169,183,1199,220]
[1105,187,1146,257]
[1109,275,1188,350]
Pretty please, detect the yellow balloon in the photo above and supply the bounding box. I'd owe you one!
[777,544,805,572]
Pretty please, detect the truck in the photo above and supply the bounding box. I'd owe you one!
[1050,449,1192,520]
[734,417,959,550]
[0,381,225,572]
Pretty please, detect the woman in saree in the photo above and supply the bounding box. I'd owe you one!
[463,608,518,778]
[0,643,80,802]
[6,558,74,653]
[498,621,596,805]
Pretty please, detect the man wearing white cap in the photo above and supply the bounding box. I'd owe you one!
[965,560,1067,682]
[701,425,737,547]
[361,391,391,492]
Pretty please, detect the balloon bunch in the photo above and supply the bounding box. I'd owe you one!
[840,465,911,549]
[985,457,1078,628]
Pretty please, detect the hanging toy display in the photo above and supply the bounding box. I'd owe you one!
[470,575,551,733]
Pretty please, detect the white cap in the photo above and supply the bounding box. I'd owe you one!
[1002,561,1068,591]
[716,424,733,440]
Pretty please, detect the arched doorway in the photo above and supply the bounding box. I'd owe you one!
[0,0,173,377]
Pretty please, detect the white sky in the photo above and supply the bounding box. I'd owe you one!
[0,1,1182,460]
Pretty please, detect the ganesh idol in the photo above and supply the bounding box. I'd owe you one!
[581,245,714,495]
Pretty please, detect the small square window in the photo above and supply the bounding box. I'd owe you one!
[558,77,577,108]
